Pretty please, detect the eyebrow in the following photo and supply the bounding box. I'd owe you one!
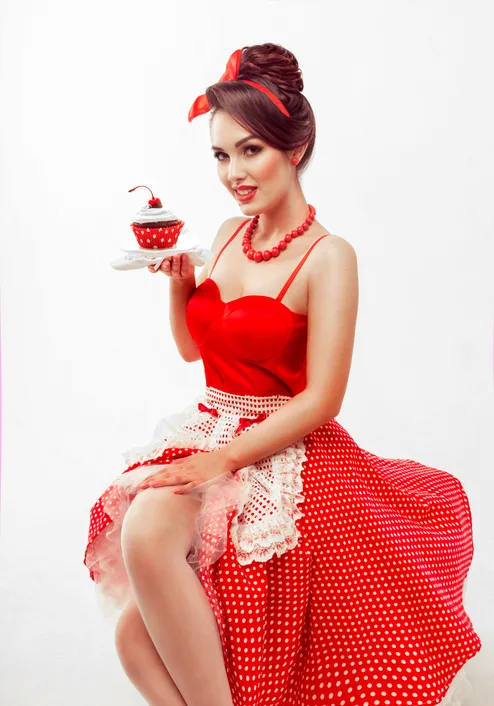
[211,135,259,151]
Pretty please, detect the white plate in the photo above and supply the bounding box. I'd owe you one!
[111,244,212,271]
[120,245,200,256]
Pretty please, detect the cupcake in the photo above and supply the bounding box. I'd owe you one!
[129,185,185,250]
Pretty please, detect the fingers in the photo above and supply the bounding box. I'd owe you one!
[147,258,170,274]
[169,253,191,278]
[147,253,191,278]
[172,483,196,494]
[138,472,185,489]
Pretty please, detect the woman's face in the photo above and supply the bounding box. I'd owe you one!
[210,110,292,214]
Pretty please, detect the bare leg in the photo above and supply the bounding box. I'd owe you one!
[121,486,234,706]
[124,548,234,706]
[115,598,187,706]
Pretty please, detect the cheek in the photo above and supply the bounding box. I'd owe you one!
[255,155,282,183]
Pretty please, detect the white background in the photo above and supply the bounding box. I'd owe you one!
[0,1,493,704]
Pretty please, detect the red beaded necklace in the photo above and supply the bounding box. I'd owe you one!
[242,204,316,262]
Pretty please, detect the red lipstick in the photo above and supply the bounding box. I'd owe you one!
[235,187,258,203]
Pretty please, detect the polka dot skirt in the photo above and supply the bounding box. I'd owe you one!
[84,416,481,705]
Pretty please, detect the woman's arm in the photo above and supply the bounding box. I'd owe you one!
[169,217,247,362]
[217,237,359,472]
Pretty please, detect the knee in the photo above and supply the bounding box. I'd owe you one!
[120,487,180,563]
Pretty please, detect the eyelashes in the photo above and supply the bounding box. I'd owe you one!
[213,145,263,161]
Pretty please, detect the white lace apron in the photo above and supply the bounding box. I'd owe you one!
[89,386,308,613]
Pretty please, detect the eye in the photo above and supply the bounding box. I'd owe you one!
[213,145,262,161]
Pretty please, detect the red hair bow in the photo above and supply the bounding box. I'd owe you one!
[188,48,290,123]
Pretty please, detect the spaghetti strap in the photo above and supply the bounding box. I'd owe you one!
[276,234,332,302]
[209,218,251,277]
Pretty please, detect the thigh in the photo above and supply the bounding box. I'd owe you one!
[122,483,202,558]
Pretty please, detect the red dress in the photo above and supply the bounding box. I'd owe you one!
[84,219,481,706]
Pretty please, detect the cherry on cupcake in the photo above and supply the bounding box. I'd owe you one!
[128,185,162,208]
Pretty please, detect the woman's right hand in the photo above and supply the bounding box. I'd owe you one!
[148,253,195,282]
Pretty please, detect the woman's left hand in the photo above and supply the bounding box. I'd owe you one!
[137,449,236,494]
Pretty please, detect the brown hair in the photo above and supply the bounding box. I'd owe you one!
[206,43,316,177]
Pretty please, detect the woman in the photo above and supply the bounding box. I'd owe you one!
[84,44,481,706]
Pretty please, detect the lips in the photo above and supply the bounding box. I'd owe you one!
[235,187,258,202]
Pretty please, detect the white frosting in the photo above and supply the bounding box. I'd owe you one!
[133,203,180,225]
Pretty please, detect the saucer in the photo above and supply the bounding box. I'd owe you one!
[111,244,212,271]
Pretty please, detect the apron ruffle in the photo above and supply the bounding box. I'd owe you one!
[86,386,308,617]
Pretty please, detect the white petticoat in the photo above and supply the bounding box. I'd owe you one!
[86,385,308,619]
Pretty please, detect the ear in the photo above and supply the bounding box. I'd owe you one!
[290,142,308,164]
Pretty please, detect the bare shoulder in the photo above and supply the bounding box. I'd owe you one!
[212,216,247,248]
[195,216,248,286]
[210,216,248,257]
[221,215,249,236]
[310,233,358,271]
[319,232,356,255]
[308,234,359,293]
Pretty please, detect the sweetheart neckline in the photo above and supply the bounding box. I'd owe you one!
[202,278,308,319]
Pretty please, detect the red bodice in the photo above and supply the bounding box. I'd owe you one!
[186,219,331,396]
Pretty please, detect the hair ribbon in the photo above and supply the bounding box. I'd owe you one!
[188,49,290,122]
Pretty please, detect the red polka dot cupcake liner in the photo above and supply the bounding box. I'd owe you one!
[131,220,185,249]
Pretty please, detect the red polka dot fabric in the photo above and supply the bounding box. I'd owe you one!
[85,219,481,703]
[84,414,481,706]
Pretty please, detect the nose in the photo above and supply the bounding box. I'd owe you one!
[227,155,247,184]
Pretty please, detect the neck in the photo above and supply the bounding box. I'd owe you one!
[250,183,310,247]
